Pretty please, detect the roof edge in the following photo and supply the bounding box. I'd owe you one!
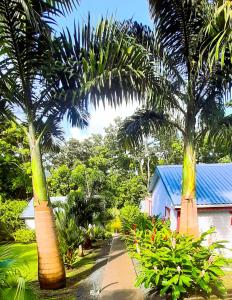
[175,204,232,209]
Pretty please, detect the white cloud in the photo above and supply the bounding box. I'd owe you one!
[65,102,139,140]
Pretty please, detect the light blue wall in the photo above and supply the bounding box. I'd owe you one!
[151,178,178,230]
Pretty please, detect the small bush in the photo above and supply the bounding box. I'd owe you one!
[126,217,227,300]
[106,217,121,233]
[120,204,146,234]
[13,228,35,243]
[94,226,112,240]
[55,210,84,268]
[94,226,106,239]
[0,199,27,241]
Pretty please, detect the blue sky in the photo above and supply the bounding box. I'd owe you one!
[58,0,153,140]
[56,0,152,32]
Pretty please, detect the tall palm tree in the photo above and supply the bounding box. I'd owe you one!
[0,1,155,289]
[118,1,230,237]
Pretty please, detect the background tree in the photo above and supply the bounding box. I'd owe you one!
[47,119,149,209]
[0,117,32,200]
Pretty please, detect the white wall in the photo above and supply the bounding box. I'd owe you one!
[151,178,177,231]
[198,211,232,257]
[151,180,232,257]
[25,218,35,229]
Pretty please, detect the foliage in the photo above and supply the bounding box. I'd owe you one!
[0,118,32,200]
[106,217,122,233]
[93,226,112,240]
[47,165,73,196]
[201,0,232,69]
[124,215,227,300]
[0,245,37,300]
[13,229,36,244]
[0,198,27,241]
[120,204,144,234]
[47,119,148,210]
[55,209,84,269]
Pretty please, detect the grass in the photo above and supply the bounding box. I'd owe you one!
[0,241,104,300]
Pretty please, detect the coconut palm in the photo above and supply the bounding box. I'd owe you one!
[0,1,155,289]
[118,1,231,237]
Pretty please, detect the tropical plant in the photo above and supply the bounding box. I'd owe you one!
[120,204,144,234]
[134,227,227,299]
[0,0,82,289]
[0,1,155,289]
[0,245,36,300]
[55,209,84,269]
[118,2,231,236]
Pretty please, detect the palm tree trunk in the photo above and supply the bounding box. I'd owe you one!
[28,123,66,289]
[179,114,199,237]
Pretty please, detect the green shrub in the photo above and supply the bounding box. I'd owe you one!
[55,210,84,268]
[0,199,27,241]
[13,229,35,243]
[106,217,121,233]
[129,219,227,300]
[120,204,147,234]
[94,226,113,239]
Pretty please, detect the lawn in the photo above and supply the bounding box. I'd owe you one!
[0,241,103,300]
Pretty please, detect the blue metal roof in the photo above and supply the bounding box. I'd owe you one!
[21,196,67,219]
[153,163,232,206]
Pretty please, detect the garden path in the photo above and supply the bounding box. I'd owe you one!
[100,234,144,300]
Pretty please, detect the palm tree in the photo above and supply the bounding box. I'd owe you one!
[0,1,155,289]
[118,1,230,237]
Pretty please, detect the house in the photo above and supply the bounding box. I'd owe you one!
[21,196,67,229]
[142,163,232,256]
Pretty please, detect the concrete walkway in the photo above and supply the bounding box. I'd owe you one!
[100,234,144,300]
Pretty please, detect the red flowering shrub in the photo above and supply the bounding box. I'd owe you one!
[122,213,227,300]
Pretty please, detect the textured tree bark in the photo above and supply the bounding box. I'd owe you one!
[179,114,199,237]
[29,123,66,289]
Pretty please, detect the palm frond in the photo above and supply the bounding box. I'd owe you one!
[117,108,169,148]
[149,0,208,73]
[207,114,232,150]
[201,0,232,70]
[48,18,161,109]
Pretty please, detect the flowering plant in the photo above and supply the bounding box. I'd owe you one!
[133,225,227,300]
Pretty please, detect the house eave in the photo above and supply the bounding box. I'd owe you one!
[175,204,232,209]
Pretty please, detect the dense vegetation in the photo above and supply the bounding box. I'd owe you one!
[0,0,231,298]
[120,206,228,300]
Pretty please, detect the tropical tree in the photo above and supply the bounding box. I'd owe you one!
[0,117,32,199]
[0,1,155,289]
[118,1,231,236]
